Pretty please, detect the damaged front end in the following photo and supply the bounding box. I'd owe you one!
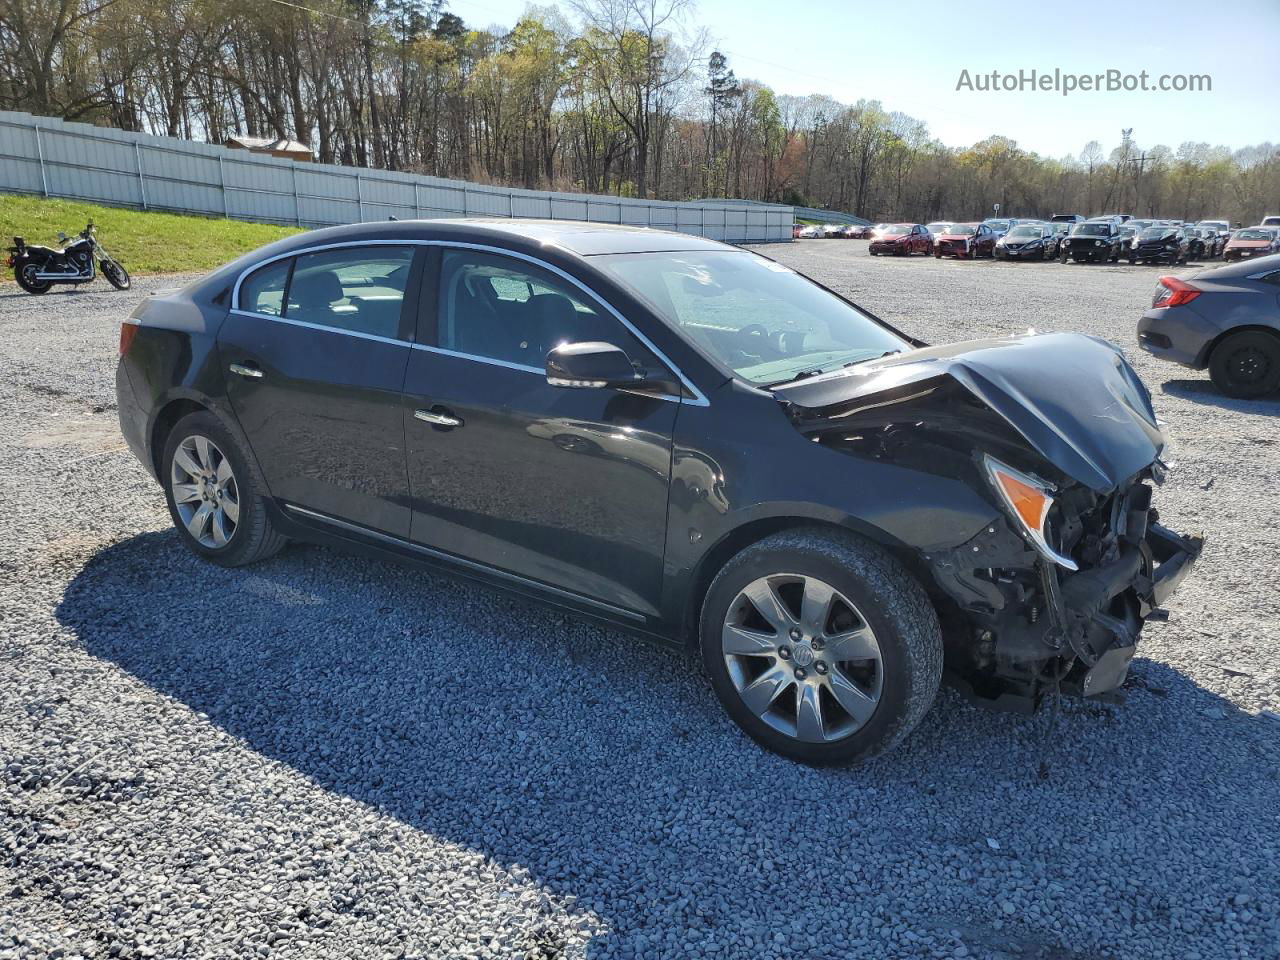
[776,332,1203,711]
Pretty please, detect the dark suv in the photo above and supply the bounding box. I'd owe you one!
[116,219,1200,765]
[1060,221,1124,263]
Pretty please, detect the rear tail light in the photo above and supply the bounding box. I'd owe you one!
[1152,276,1200,308]
[119,322,139,355]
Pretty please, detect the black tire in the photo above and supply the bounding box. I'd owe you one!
[1208,330,1280,399]
[102,259,131,290]
[161,411,287,566]
[700,529,943,765]
[15,262,51,294]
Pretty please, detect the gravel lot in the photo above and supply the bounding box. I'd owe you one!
[2,244,1277,960]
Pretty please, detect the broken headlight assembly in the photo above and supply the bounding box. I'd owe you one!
[983,455,1078,571]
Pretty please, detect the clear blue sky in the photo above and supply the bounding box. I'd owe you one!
[455,0,1278,158]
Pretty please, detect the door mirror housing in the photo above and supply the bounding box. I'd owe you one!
[546,341,643,389]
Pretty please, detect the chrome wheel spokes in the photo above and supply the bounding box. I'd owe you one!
[170,435,239,549]
[722,573,883,743]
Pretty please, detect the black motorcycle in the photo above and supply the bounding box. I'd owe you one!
[7,221,130,294]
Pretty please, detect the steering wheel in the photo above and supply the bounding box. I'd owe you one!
[738,323,780,356]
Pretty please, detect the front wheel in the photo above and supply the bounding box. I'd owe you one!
[15,262,51,294]
[1208,330,1280,399]
[700,529,943,765]
[162,411,287,566]
[102,259,131,290]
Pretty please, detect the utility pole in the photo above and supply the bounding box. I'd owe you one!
[1120,128,1150,215]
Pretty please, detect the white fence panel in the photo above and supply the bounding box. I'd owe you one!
[0,111,792,242]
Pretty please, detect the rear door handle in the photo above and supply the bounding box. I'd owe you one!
[414,408,463,428]
[229,362,264,379]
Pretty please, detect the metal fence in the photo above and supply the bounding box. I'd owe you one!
[697,198,870,227]
[0,111,793,242]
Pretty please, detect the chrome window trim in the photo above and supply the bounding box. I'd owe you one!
[283,502,647,623]
[230,237,710,406]
[227,309,408,348]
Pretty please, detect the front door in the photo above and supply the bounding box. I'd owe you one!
[218,244,422,537]
[402,248,679,618]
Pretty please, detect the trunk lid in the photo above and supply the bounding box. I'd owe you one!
[773,333,1165,493]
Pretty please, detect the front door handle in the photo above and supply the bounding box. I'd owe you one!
[229,362,264,379]
[414,408,463,428]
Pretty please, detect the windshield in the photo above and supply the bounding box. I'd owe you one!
[595,251,907,386]
[947,225,977,236]
[985,220,1011,230]
[1007,225,1040,238]
[882,226,910,235]
[1140,228,1171,239]
[1073,223,1111,237]
[1235,230,1269,241]
[926,223,950,231]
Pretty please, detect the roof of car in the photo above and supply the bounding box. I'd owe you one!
[269,217,737,258]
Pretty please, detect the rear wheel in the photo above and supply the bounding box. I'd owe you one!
[15,262,51,294]
[700,529,942,765]
[1208,331,1280,399]
[162,411,287,566]
[102,259,131,290]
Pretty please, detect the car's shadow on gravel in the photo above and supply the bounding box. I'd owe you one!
[1161,378,1280,415]
[57,531,1280,958]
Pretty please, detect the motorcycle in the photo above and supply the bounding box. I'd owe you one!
[7,221,131,294]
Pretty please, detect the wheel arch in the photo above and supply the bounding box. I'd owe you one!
[1197,323,1280,369]
[681,515,927,649]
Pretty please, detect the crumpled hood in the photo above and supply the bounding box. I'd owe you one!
[773,332,1165,493]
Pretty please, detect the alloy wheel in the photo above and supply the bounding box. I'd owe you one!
[721,574,883,743]
[170,435,239,548]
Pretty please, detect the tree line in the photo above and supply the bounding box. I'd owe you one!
[1,0,1276,225]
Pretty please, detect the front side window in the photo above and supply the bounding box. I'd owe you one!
[286,246,414,339]
[240,260,290,316]
[596,250,907,386]
[437,250,654,370]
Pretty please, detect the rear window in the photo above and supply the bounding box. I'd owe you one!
[286,246,414,339]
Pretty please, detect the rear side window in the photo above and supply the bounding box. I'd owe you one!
[286,246,414,339]
[240,260,290,317]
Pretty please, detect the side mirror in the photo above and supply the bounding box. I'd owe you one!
[546,341,643,389]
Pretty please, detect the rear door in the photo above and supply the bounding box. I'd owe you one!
[218,243,423,537]
[401,247,680,618]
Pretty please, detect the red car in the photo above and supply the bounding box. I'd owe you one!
[935,222,997,259]
[868,223,931,256]
[1222,227,1280,261]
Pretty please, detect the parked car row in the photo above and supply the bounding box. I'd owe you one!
[797,215,1280,267]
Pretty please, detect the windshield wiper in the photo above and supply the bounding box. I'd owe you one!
[841,349,901,368]
[774,367,826,385]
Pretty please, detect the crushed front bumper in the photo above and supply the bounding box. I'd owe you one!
[1056,522,1202,698]
[929,498,1203,710]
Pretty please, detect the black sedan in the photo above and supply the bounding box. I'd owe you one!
[1130,226,1191,265]
[993,222,1057,261]
[1138,255,1280,397]
[117,219,1201,764]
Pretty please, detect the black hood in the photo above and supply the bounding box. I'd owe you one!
[773,333,1165,493]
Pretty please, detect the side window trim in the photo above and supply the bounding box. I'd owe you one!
[230,238,708,406]
[427,243,701,403]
